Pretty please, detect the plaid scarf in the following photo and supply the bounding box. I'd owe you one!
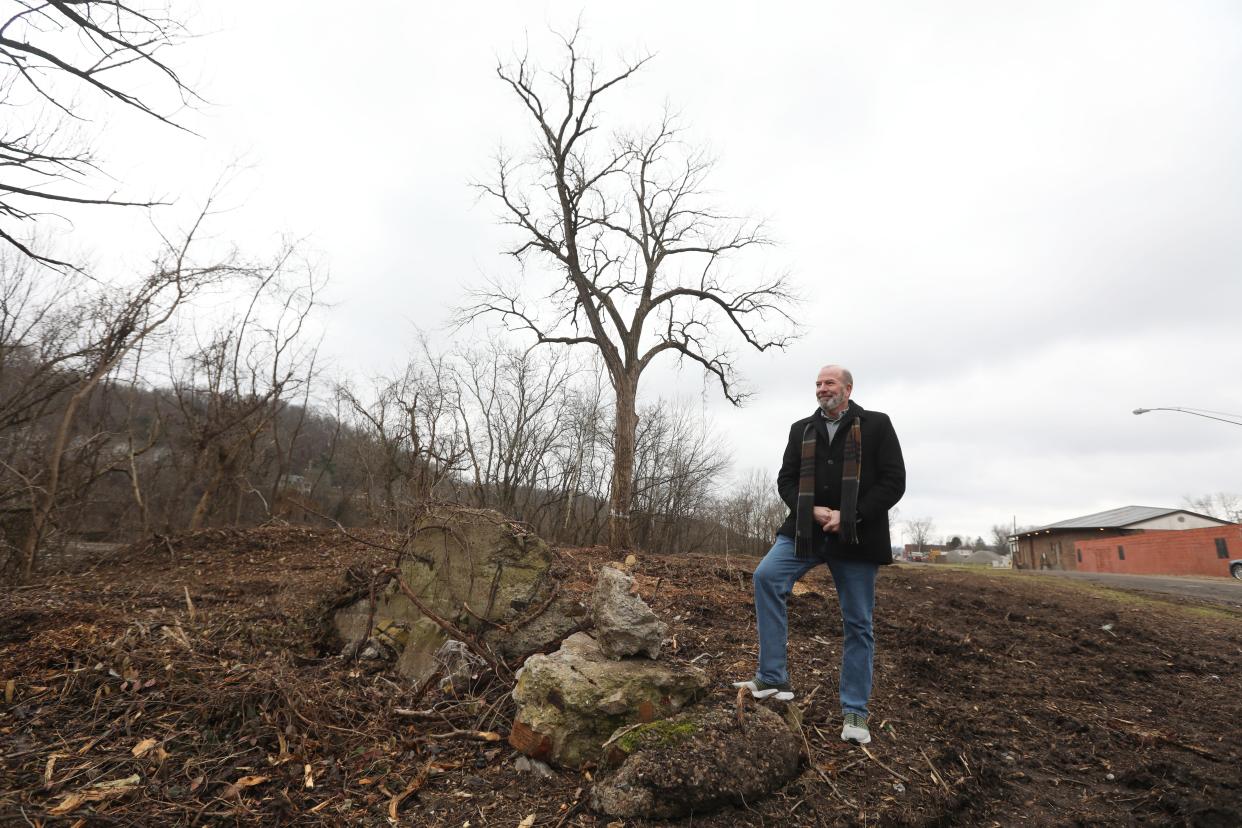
[795,415,863,559]
[840,417,862,545]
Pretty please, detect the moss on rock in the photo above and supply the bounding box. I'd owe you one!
[616,718,699,753]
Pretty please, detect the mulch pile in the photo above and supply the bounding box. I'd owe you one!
[2,525,1240,826]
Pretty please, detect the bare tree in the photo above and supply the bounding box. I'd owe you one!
[905,517,935,557]
[545,363,612,543]
[629,398,730,552]
[13,213,240,580]
[719,468,786,555]
[1184,492,1242,524]
[990,523,1013,554]
[335,343,467,529]
[454,339,578,522]
[165,256,322,530]
[465,31,796,549]
[1,1,197,266]
[0,251,88,434]
[120,358,161,537]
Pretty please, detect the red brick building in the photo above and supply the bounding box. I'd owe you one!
[1010,506,1237,574]
[1075,525,1241,578]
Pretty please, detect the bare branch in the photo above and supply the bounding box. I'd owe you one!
[1,1,198,264]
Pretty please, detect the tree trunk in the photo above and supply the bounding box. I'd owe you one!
[19,374,102,581]
[128,442,151,537]
[609,378,639,550]
[188,460,229,530]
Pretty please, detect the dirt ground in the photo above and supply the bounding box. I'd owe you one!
[2,526,1240,826]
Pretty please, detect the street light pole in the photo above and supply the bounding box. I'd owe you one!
[1132,407,1242,427]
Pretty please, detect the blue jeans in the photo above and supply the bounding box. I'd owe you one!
[751,534,878,718]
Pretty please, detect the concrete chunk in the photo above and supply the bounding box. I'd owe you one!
[590,566,666,660]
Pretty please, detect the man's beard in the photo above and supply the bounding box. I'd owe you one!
[818,393,845,413]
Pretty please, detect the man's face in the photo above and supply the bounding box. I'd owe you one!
[815,367,851,414]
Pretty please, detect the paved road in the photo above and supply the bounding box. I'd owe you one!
[1023,569,1242,609]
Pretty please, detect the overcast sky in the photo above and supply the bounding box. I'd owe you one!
[62,1,1242,543]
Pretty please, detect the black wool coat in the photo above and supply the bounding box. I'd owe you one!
[776,400,906,565]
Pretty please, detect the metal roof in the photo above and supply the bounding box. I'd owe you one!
[1021,505,1224,534]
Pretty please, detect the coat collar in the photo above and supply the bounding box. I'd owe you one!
[804,400,866,443]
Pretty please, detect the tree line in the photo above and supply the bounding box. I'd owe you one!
[0,250,786,581]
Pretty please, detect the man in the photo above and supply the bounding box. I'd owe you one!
[734,365,905,745]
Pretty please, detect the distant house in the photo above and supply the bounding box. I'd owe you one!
[899,544,1009,565]
[937,548,1010,567]
[278,474,313,495]
[1011,505,1238,575]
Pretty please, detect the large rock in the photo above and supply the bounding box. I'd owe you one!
[590,566,666,660]
[332,508,579,682]
[591,704,804,819]
[509,632,709,769]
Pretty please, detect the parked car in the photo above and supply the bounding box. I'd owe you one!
[1232,559,1242,580]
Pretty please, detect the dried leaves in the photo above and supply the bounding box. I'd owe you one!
[221,774,269,799]
[48,774,140,815]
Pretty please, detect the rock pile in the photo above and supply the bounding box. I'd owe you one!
[334,513,807,821]
[508,560,804,818]
[510,565,705,768]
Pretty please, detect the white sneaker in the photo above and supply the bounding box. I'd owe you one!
[731,678,794,701]
[841,712,871,744]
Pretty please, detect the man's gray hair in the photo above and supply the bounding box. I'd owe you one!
[823,364,854,387]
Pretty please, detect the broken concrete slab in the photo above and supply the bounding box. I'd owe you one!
[509,632,710,769]
[332,507,577,682]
